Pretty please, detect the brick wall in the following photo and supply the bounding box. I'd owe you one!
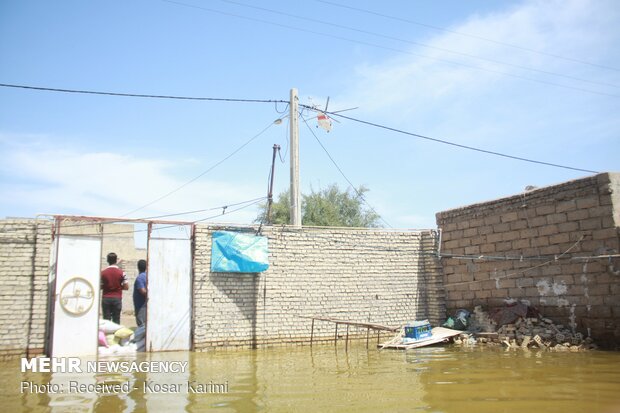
[436,173,620,347]
[193,225,444,349]
[0,220,52,359]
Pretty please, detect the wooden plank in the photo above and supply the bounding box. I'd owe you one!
[379,327,463,350]
[298,315,399,332]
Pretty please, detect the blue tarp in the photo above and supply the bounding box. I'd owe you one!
[210,231,269,273]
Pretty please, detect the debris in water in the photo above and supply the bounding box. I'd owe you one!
[451,304,598,351]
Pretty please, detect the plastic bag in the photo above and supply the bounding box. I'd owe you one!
[442,317,455,328]
[99,319,123,334]
[98,330,109,347]
[114,327,134,339]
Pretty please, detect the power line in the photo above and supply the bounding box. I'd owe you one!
[300,114,392,228]
[216,0,620,90]
[320,109,599,174]
[0,196,270,233]
[439,252,620,262]
[0,83,287,104]
[161,0,620,99]
[122,120,278,217]
[1,79,601,174]
[56,198,267,237]
[139,196,268,220]
[443,235,585,288]
[313,0,620,73]
[192,198,265,224]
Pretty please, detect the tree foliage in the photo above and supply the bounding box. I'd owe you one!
[255,184,381,227]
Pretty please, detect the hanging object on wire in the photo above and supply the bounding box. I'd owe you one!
[311,96,358,133]
[317,111,332,132]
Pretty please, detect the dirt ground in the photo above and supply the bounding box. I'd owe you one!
[120,312,137,329]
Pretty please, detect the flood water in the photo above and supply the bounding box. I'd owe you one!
[4,341,620,413]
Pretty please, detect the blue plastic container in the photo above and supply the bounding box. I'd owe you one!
[404,320,432,340]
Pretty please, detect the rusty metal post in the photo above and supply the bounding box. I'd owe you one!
[334,323,338,346]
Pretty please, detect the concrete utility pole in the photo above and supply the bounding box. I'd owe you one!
[289,88,301,227]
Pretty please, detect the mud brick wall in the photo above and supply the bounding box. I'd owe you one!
[193,225,444,349]
[0,220,52,359]
[436,173,620,346]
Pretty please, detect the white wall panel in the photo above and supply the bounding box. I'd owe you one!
[147,238,192,351]
[51,236,101,357]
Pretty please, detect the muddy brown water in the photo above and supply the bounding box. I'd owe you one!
[4,342,620,413]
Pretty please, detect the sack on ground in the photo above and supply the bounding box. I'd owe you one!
[114,327,134,339]
[98,330,109,347]
[99,319,123,334]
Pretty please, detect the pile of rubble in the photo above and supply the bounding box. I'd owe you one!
[452,305,598,351]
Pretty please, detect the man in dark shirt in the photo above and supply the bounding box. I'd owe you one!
[100,252,128,324]
[133,259,147,327]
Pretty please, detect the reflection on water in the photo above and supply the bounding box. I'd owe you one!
[3,343,620,413]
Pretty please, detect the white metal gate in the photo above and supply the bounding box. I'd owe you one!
[146,236,192,351]
[51,235,102,357]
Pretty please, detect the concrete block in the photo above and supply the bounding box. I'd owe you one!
[480,244,496,253]
[579,218,602,231]
[556,200,577,213]
[536,205,555,215]
[501,212,519,223]
[509,220,528,230]
[529,216,547,227]
[546,213,567,225]
[512,239,530,249]
[592,228,619,240]
[549,233,570,244]
[588,206,612,218]
[484,215,501,226]
[501,232,520,242]
[576,197,598,209]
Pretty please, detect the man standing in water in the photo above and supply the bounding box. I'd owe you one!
[133,259,147,327]
[100,252,128,324]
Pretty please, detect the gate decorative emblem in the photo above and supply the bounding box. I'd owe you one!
[59,277,95,316]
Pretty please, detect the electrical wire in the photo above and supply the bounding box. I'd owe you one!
[121,120,277,217]
[58,197,267,237]
[0,83,287,104]
[193,197,265,224]
[216,0,620,90]
[300,114,392,228]
[161,0,620,99]
[443,235,585,287]
[313,0,620,73]
[139,196,267,220]
[279,116,290,162]
[274,101,289,114]
[0,78,606,174]
[0,196,270,233]
[320,109,599,174]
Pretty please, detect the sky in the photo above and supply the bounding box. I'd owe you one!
[0,0,618,231]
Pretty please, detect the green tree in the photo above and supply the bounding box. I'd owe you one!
[255,184,381,227]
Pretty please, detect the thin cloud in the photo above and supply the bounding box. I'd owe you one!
[328,0,618,228]
[0,141,262,222]
[339,0,619,121]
